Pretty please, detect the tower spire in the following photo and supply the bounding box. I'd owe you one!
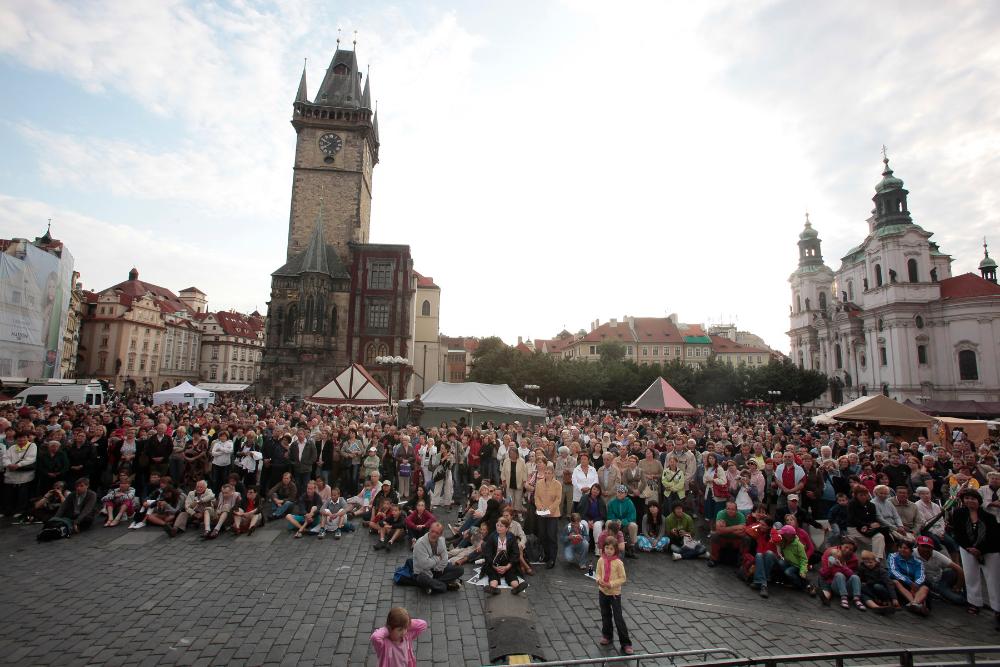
[980,237,998,283]
[295,59,307,103]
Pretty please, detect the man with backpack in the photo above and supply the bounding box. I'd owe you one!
[46,477,98,537]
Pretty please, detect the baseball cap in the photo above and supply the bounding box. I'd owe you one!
[787,493,799,502]
[915,536,934,547]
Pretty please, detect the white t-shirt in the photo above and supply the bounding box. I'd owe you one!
[917,548,952,585]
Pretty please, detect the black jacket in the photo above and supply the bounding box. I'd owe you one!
[950,507,1000,553]
[847,499,879,534]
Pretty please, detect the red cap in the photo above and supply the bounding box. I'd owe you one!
[915,536,934,547]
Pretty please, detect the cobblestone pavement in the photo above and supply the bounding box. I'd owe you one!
[0,509,996,666]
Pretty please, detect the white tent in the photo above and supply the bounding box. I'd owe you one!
[153,381,215,407]
[398,382,547,427]
[305,364,389,406]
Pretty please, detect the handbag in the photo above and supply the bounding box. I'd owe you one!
[398,462,411,478]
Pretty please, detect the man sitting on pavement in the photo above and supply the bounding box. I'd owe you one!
[412,521,464,594]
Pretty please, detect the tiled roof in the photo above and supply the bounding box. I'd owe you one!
[107,275,186,311]
[710,335,770,354]
[214,310,264,338]
[633,317,682,342]
[938,273,1000,300]
[414,271,439,289]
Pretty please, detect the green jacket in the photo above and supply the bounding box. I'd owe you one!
[607,497,636,525]
[664,512,694,535]
[780,537,809,577]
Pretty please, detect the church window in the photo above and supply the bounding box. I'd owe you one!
[889,269,897,283]
[959,350,979,381]
[917,345,927,365]
[875,264,883,287]
[819,292,827,310]
[907,259,918,283]
[333,63,348,75]
[915,315,924,329]
[805,298,811,311]
[834,344,843,369]
[304,296,314,333]
[330,306,338,336]
[795,294,801,313]
[315,295,325,333]
[879,346,887,366]
[366,301,389,331]
[365,343,377,366]
[847,281,854,301]
[368,261,393,290]
[421,300,431,317]
[930,268,938,282]
[284,304,298,342]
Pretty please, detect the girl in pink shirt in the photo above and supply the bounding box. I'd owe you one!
[369,607,428,667]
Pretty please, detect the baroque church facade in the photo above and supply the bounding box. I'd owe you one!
[257,48,415,399]
[788,156,1000,405]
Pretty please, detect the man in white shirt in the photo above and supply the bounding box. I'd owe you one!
[571,453,599,503]
[980,471,1000,520]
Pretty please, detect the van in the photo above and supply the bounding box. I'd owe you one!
[14,381,106,408]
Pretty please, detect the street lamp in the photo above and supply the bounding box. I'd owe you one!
[767,390,781,402]
[523,384,540,403]
[375,355,411,411]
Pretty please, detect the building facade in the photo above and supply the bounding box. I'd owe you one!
[60,272,85,378]
[548,315,771,368]
[257,47,417,400]
[411,272,443,394]
[788,156,1000,404]
[78,269,264,392]
[196,310,265,384]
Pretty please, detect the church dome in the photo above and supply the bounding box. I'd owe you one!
[799,218,818,240]
[875,158,904,193]
[980,255,998,270]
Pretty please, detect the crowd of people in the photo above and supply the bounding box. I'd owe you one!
[3,392,1000,650]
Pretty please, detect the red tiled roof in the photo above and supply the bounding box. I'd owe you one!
[938,273,1000,300]
[108,275,185,310]
[710,335,769,354]
[633,317,683,342]
[178,286,205,295]
[515,342,533,354]
[214,310,263,337]
[413,271,439,289]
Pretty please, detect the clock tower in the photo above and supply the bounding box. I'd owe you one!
[287,48,379,261]
[258,47,414,402]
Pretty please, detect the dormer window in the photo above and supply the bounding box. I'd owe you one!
[333,64,349,75]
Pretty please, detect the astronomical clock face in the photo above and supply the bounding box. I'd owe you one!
[318,133,343,156]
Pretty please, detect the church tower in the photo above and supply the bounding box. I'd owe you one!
[287,48,379,260]
[258,46,414,401]
[981,240,998,284]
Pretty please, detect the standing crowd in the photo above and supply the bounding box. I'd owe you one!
[3,394,1000,657]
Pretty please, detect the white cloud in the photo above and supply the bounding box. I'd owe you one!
[0,194,269,313]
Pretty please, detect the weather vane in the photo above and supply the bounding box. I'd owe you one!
[336,28,341,48]
[353,30,358,49]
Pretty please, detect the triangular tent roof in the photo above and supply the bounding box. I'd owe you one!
[306,364,388,406]
[627,378,698,414]
[399,382,546,417]
[813,394,933,428]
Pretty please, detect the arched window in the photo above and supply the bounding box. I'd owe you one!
[875,264,883,287]
[907,258,918,283]
[805,297,811,311]
[284,304,298,342]
[930,268,938,283]
[959,350,979,381]
[795,295,801,313]
[421,300,431,316]
[331,305,338,336]
[315,295,325,333]
[364,343,377,365]
[797,351,804,369]
[834,344,843,369]
[847,281,854,301]
[819,292,827,310]
[304,296,314,333]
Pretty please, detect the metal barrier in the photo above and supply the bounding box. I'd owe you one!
[487,645,1000,667]
[484,647,737,666]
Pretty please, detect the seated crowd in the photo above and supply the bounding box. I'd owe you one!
[1,396,999,626]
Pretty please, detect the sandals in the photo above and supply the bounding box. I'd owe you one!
[854,598,866,611]
[840,596,850,609]
[968,605,982,615]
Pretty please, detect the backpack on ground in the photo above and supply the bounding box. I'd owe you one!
[393,558,419,587]
[524,534,545,563]
[37,517,72,542]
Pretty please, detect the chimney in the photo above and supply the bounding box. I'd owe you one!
[128,268,139,281]
[610,318,617,327]
[517,336,523,345]
[668,313,678,325]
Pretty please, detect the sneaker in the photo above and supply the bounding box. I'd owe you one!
[134,521,146,529]
[309,526,322,534]
[317,530,326,540]
[446,580,462,591]
[599,637,612,646]
[333,529,342,540]
[474,558,485,566]
[672,552,683,561]
[759,585,769,599]
[623,645,634,656]
[706,560,717,568]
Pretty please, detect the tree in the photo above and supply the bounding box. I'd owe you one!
[596,340,626,364]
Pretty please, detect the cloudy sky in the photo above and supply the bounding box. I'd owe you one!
[2,1,998,353]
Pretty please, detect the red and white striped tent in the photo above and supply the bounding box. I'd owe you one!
[626,377,700,415]
[306,363,389,406]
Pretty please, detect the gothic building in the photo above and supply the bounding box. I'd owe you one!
[257,48,415,399]
[788,156,1000,404]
